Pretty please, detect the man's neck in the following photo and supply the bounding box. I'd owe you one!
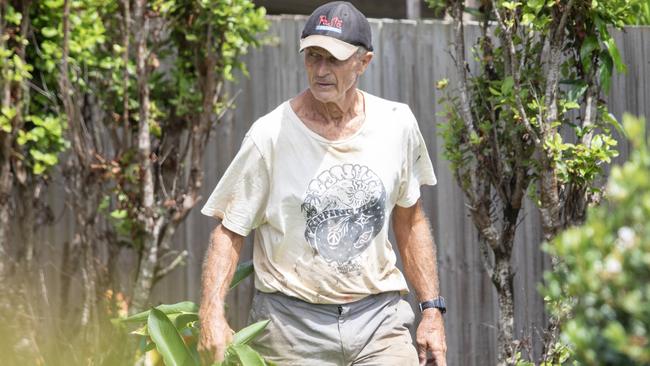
[308,88,362,126]
[290,88,366,141]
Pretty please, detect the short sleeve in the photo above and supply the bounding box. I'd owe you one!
[396,109,437,207]
[200,134,269,236]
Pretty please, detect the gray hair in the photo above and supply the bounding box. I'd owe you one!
[355,46,370,58]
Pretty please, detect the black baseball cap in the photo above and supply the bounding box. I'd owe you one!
[299,1,373,61]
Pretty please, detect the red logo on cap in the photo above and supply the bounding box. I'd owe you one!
[319,15,343,30]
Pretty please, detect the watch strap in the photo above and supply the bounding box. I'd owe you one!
[418,296,446,314]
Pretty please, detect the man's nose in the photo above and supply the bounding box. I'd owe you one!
[315,59,330,77]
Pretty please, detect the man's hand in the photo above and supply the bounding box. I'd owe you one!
[198,224,244,364]
[198,306,234,364]
[416,309,447,366]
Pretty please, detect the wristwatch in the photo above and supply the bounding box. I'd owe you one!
[418,296,446,314]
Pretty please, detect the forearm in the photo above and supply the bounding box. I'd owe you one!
[199,224,244,318]
[393,202,440,302]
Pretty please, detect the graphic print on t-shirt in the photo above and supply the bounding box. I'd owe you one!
[301,164,386,272]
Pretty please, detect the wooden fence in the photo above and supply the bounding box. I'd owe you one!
[39,16,650,366]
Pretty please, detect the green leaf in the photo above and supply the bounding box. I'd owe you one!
[29,149,58,166]
[602,109,625,137]
[143,341,157,353]
[502,1,521,11]
[33,163,46,175]
[1,106,17,120]
[603,36,626,73]
[580,35,599,71]
[501,76,514,95]
[0,121,10,133]
[566,81,588,103]
[110,209,128,220]
[41,27,58,38]
[120,301,199,324]
[131,324,149,336]
[230,260,254,289]
[231,344,266,366]
[521,13,535,26]
[564,101,580,110]
[147,308,198,366]
[44,0,64,9]
[5,6,22,25]
[598,51,613,92]
[174,313,199,330]
[527,0,544,14]
[232,319,270,345]
[597,18,626,73]
[99,195,110,211]
[488,86,501,96]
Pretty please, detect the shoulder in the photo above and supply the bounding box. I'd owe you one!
[363,91,418,130]
[246,101,292,148]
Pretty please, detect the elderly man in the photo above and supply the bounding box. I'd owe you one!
[198,1,447,365]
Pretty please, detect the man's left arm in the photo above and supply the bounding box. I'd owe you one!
[392,200,447,366]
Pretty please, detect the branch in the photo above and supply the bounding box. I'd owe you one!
[478,236,495,278]
[122,0,131,151]
[154,250,188,282]
[466,178,501,251]
[451,0,477,138]
[543,0,576,139]
[187,22,217,192]
[493,5,540,146]
[553,0,575,47]
[581,65,599,146]
[60,0,90,167]
[134,0,153,212]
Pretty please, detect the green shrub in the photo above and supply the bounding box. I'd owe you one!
[116,261,272,366]
[544,114,650,365]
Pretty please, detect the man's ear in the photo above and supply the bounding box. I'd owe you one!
[358,51,374,75]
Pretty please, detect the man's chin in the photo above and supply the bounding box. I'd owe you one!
[309,89,340,104]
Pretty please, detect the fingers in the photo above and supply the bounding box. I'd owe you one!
[198,344,213,365]
[417,343,427,366]
[199,343,226,365]
[416,315,447,366]
[432,349,447,366]
[198,333,229,365]
[418,344,447,366]
[226,327,235,344]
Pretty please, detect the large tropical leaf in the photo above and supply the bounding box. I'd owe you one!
[230,260,254,289]
[173,313,199,331]
[232,319,270,345]
[120,301,199,324]
[148,308,198,366]
[231,344,266,366]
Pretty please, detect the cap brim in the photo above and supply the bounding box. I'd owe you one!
[299,35,359,61]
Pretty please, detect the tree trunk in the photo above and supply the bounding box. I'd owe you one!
[131,224,160,313]
[0,156,11,281]
[0,8,12,282]
[493,255,515,366]
[59,238,79,321]
[17,183,37,271]
[130,0,157,314]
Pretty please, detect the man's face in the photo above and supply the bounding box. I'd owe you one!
[304,47,372,104]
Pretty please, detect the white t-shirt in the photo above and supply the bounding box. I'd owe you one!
[201,91,436,304]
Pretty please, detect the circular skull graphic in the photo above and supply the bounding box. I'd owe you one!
[301,164,386,266]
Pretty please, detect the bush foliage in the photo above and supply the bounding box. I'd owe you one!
[544,115,650,365]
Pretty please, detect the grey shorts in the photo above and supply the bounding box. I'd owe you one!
[248,291,418,366]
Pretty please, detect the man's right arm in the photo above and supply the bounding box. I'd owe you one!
[198,224,245,363]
